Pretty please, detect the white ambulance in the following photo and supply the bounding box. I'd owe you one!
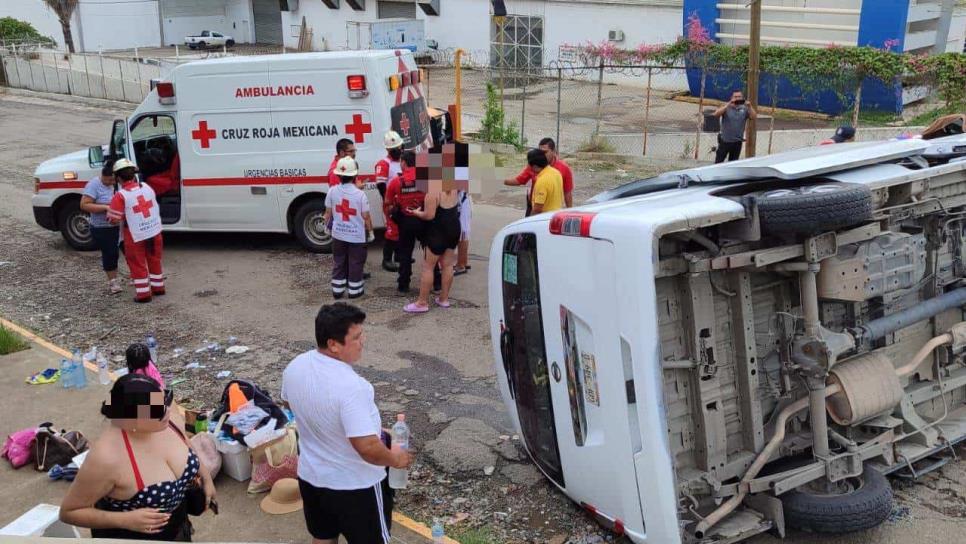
[31,50,448,252]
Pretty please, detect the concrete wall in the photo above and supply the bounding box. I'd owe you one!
[75,0,161,52]
[159,0,253,46]
[948,6,966,52]
[715,0,862,48]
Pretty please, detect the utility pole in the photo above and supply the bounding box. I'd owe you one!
[746,0,762,157]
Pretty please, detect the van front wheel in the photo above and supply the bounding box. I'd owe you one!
[294,200,333,254]
[781,466,893,534]
[58,201,96,251]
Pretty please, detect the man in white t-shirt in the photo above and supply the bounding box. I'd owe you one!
[324,157,372,299]
[282,303,413,544]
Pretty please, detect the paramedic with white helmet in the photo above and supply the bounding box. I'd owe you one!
[376,131,404,272]
[106,159,165,303]
[324,157,373,299]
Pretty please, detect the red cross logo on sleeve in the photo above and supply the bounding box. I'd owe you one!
[344,114,372,144]
[191,120,217,149]
[132,194,154,218]
[399,113,411,137]
[335,198,357,221]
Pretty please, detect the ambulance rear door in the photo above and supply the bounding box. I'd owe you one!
[177,58,285,230]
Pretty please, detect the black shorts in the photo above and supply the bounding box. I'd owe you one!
[298,477,394,544]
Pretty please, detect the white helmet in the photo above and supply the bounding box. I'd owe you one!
[334,156,359,177]
[384,130,404,149]
[112,158,138,173]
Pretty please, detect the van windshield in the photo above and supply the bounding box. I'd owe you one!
[500,233,564,487]
[391,97,430,150]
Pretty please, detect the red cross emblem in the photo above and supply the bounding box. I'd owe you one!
[191,120,217,149]
[335,198,357,221]
[344,114,372,144]
[132,194,154,218]
[399,113,411,137]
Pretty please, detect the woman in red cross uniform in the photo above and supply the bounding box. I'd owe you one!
[107,159,165,303]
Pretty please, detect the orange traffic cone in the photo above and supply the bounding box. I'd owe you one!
[228,383,247,413]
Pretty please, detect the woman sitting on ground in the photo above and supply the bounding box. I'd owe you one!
[126,343,165,389]
[60,374,215,541]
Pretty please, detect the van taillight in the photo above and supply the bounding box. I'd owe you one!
[549,212,596,237]
[347,75,368,98]
[156,82,176,105]
[34,177,40,194]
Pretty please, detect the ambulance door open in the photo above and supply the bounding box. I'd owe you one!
[128,114,182,225]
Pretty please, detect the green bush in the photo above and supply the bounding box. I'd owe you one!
[478,82,524,148]
[0,326,29,355]
[0,17,56,47]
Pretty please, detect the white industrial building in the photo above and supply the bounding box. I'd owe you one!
[0,0,287,51]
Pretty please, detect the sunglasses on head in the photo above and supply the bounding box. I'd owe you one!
[101,388,174,420]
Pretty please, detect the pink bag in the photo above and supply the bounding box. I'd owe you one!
[190,432,222,480]
[2,428,38,469]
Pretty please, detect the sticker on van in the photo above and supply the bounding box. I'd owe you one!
[581,352,600,406]
[503,254,518,285]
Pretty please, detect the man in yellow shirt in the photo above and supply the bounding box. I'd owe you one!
[526,148,565,214]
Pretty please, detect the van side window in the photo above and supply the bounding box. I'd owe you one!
[129,115,178,182]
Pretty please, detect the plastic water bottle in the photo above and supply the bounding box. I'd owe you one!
[388,414,410,489]
[97,354,111,385]
[72,349,87,389]
[145,334,159,363]
[431,519,445,543]
[60,359,73,389]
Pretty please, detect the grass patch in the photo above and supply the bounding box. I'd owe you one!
[577,134,615,154]
[0,325,29,355]
[450,526,498,544]
[907,103,965,127]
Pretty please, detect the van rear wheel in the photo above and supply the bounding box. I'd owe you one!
[781,466,893,534]
[294,200,333,253]
[754,182,873,235]
[58,201,96,251]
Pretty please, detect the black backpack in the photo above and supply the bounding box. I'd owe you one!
[211,379,286,442]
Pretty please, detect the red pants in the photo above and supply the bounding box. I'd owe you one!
[123,228,164,302]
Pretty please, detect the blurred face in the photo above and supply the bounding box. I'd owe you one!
[104,389,172,432]
[341,144,357,159]
[732,91,745,103]
[100,173,115,186]
[327,323,365,364]
[539,144,556,163]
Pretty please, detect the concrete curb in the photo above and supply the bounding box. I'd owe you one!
[0,86,134,110]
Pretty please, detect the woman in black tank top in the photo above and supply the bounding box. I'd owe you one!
[405,187,461,312]
[60,375,216,541]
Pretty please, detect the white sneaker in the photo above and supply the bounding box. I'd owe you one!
[109,279,123,294]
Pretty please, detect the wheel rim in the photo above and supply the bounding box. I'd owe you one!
[303,210,331,247]
[800,475,865,497]
[761,188,798,199]
[801,185,843,195]
[68,211,92,243]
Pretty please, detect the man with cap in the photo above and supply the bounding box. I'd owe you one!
[820,126,856,145]
[375,131,404,272]
[324,157,372,299]
[106,159,165,303]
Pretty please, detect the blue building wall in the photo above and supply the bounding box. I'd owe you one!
[682,0,911,115]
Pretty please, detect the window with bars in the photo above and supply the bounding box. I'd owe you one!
[490,15,544,70]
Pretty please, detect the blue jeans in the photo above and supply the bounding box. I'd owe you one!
[91,226,120,272]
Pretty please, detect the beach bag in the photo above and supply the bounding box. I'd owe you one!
[34,423,88,472]
[190,432,222,480]
[2,427,38,469]
[247,427,298,494]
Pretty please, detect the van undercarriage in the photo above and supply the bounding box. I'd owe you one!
[654,159,966,541]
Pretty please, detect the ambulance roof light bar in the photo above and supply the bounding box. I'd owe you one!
[347,75,368,98]
[549,211,597,237]
[155,81,176,105]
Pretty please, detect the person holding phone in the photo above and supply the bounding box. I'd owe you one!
[713,90,757,163]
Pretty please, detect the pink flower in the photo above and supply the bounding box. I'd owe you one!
[686,12,712,47]
[883,38,900,51]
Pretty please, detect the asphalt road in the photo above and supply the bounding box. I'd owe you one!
[0,89,963,544]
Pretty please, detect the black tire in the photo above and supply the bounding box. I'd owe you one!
[58,201,96,251]
[781,466,893,534]
[293,200,332,254]
[225,39,235,48]
[755,182,873,235]
[198,41,207,49]
[188,44,197,50]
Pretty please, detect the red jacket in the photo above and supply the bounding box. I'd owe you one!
[327,155,340,187]
[385,167,424,220]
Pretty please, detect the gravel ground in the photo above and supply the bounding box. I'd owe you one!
[0,88,963,544]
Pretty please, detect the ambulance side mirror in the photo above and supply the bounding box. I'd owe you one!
[88,146,104,167]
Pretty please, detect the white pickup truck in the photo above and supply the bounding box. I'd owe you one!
[184,31,234,50]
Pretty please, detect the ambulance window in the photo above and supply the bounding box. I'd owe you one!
[560,307,588,447]
[501,233,564,487]
[131,115,176,143]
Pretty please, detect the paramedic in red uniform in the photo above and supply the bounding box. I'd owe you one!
[385,151,424,293]
[106,159,165,303]
[324,157,373,299]
[328,138,357,188]
[503,138,573,215]
[376,131,404,272]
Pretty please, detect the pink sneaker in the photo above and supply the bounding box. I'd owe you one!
[403,303,430,314]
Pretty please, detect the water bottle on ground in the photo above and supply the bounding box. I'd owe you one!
[431,519,445,543]
[60,359,72,389]
[388,414,410,489]
[145,334,159,363]
[72,349,87,389]
[97,353,111,385]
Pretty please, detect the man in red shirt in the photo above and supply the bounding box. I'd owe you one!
[384,151,425,293]
[503,137,573,215]
[327,138,357,187]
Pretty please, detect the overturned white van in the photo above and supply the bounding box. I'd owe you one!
[31,50,449,252]
[490,135,966,542]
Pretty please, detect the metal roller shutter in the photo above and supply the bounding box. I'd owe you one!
[378,1,417,19]
[252,0,283,45]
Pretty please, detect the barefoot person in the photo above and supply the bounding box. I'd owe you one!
[282,303,413,544]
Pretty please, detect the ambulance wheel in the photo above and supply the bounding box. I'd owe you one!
[294,201,333,254]
[58,201,96,251]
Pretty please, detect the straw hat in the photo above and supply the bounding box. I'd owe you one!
[260,478,303,515]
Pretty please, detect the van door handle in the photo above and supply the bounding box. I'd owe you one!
[250,186,267,195]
